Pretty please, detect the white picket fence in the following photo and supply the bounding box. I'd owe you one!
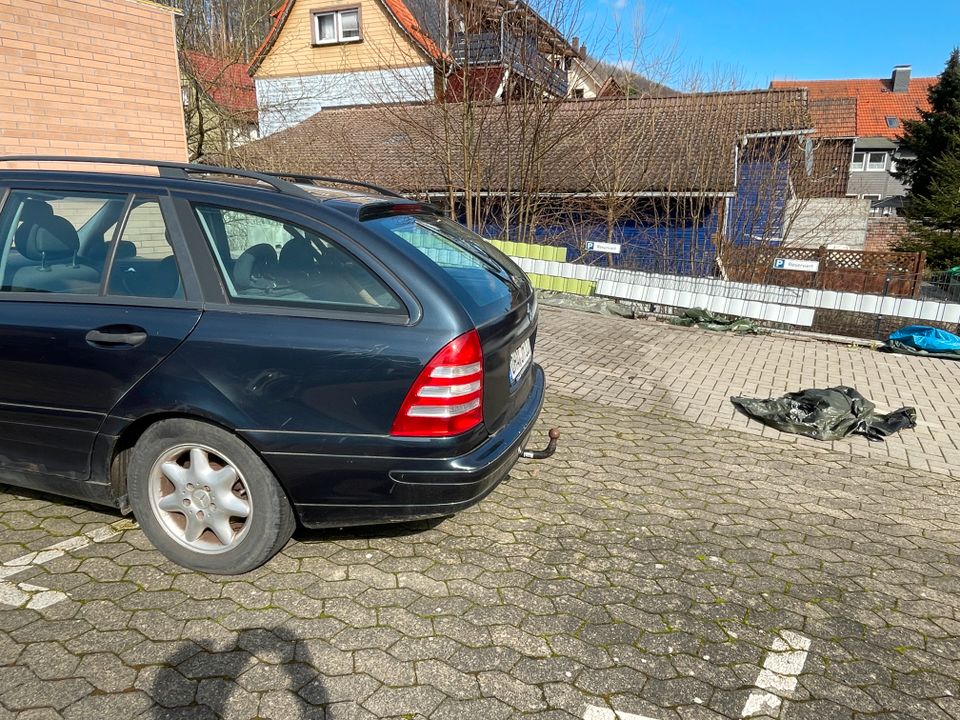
[511,256,960,329]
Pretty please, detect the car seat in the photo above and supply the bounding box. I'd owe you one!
[11,201,101,293]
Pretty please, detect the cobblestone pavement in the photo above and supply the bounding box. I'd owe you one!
[537,306,960,476]
[0,306,957,719]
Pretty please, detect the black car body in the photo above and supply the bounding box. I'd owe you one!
[0,158,546,573]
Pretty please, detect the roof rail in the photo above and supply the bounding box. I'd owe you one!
[0,156,318,201]
[272,172,405,199]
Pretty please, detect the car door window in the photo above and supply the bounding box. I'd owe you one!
[193,204,403,314]
[0,190,124,294]
[106,197,184,299]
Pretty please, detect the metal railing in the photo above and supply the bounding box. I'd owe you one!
[451,32,568,97]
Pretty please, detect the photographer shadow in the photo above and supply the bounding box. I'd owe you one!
[143,625,327,719]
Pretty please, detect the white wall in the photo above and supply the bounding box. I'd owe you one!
[566,59,601,99]
[256,66,435,135]
[782,197,869,250]
[508,256,960,329]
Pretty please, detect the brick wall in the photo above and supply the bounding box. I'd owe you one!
[0,0,187,161]
[865,216,909,252]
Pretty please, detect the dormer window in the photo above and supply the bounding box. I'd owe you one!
[313,8,361,45]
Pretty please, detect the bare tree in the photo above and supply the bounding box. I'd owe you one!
[230,0,855,277]
[169,0,276,59]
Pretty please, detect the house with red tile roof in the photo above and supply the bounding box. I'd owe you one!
[772,65,935,203]
[248,0,600,135]
[182,51,260,160]
[185,51,258,120]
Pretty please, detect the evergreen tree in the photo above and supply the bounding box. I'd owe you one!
[894,151,960,268]
[893,49,960,268]
[894,48,960,198]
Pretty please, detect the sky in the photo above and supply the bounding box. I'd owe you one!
[584,0,960,89]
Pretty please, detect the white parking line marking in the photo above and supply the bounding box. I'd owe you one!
[583,705,659,720]
[0,519,136,609]
[740,630,812,718]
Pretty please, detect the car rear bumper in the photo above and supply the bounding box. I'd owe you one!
[268,363,546,528]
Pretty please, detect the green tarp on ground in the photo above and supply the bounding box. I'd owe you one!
[731,386,917,442]
[671,308,759,333]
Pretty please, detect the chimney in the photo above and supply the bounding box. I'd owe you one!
[891,65,911,93]
[571,36,579,53]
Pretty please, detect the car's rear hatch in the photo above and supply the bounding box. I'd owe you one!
[362,208,537,435]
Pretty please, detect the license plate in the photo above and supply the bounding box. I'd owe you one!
[509,338,532,385]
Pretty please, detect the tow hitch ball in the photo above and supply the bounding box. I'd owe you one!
[520,428,560,460]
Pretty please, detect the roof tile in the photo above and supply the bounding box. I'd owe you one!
[236,89,828,195]
[185,51,257,116]
[771,76,935,139]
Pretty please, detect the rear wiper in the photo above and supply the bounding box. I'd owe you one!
[425,223,514,282]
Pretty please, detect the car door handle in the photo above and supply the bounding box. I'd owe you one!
[85,328,148,348]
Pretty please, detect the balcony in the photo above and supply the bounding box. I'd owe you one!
[451,31,569,97]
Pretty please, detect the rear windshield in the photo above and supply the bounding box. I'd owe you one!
[364,213,530,325]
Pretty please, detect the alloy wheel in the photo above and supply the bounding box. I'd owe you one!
[147,444,253,554]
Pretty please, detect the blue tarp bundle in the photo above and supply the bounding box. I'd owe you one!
[886,325,960,360]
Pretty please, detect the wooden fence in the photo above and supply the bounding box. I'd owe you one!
[720,246,926,297]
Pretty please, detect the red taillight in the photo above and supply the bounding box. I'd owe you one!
[391,330,484,437]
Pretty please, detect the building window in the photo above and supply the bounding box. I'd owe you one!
[313,8,361,45]
[572,88,585,99]
[867,152,888,171]
[850,151,865,171]
[885,116,900,129]
[861,194,881,201]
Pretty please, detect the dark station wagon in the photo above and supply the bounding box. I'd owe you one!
[0,157,554,574]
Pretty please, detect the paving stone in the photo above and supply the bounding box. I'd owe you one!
[61,691,153,720]
[258,689,324,720]
[12,709,59,720]
[17,642,80,681]
[300,673,379,705]
[1,678,90,712]
[196,677,259,718]
[75,652,136,693]
[0,307,958,719]
[361,685,446,717]
[415,660,481,700]
[236,661,316,693]
[477,670,547,711]
[134,666,198,707]
[324,701,378,720]
[354,649,417,687]
[430,697,515,720]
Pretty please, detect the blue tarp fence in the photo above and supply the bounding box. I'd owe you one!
[470,159,792,278]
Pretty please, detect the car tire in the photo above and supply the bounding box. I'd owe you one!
[127,418,295,574]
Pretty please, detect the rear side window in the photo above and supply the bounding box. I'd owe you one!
[106,198,184,300]
[0,190,125,294]
[364,213,529,325]
[192,204,403,314]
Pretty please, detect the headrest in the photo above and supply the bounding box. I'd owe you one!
[18,200,54,225]
[116,240,137,260]
[233,243,277,291]
[278,237,320,269]
[15,213,80,262]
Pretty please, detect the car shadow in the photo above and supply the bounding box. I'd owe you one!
[0,482,450,557]
[146,626,327,719]
[292,514,450,543]
[0,482,122,517]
